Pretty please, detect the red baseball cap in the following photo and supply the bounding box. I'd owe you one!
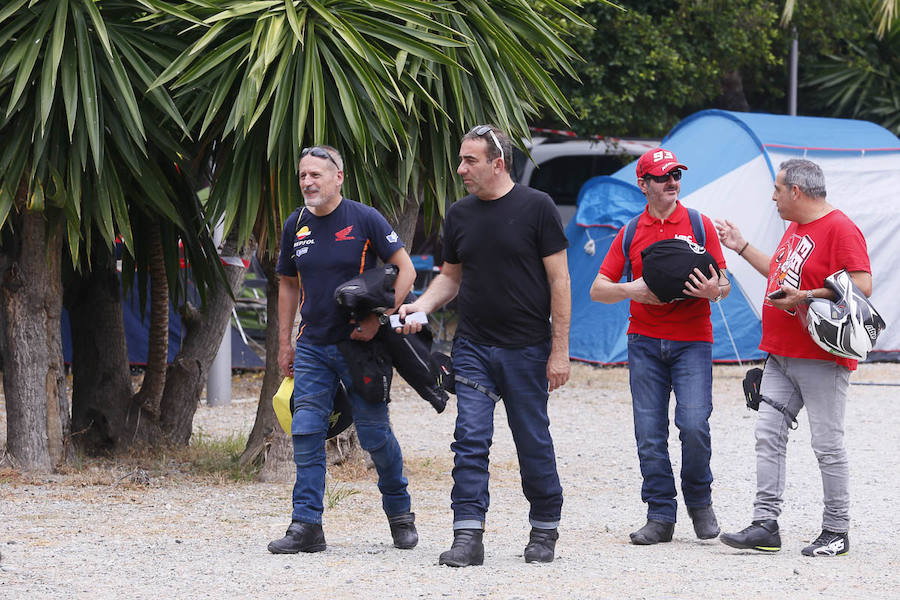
[636,148,688,178]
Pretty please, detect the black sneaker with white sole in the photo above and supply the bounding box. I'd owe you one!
[801,530,849,557]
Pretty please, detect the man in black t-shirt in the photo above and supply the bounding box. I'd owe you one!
[398,125,571,566]
[267,145,418,555]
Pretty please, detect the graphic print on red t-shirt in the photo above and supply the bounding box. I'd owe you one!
[759,210,871,369]
[767,233,815,314]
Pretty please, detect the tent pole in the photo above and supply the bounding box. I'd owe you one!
[715,302,742,367]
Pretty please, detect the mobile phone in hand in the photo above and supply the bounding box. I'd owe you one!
[390,312,428,328]
[767,289,787,300]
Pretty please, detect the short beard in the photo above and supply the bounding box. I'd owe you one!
[303,192,325,207]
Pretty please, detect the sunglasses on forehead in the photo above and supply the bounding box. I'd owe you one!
[301,146,340,169]
[644,169,682,183]
[471,125,505,163]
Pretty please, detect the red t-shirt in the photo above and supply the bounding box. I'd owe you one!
[760,209,870,369]
[599,202,727,342]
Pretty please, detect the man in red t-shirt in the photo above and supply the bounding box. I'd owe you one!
[590,148,731,545]
[716,158,872,557]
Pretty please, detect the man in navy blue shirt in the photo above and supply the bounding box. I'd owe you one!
[267,146,418,554]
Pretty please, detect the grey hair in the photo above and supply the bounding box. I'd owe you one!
[463,124,513,173]
[779,159,826,198]
[318,145,344,171]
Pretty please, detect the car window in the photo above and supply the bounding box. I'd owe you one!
[529,155,628,206]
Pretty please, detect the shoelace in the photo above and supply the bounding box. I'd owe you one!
[740,523,767,534]
[810,531,838,546]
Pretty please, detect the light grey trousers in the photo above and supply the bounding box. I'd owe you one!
[754,354,851,533]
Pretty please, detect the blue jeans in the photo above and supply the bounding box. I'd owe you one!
[290,342,410,524]
[450,336,563,530]
[627,334,713,523]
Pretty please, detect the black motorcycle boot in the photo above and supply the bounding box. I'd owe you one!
[687,504,721,539]
[629,520,675,545]
[438,529,484,567]
[523,527,559,563]
[720,519,781,552]
[388,512,419,549]
[267,521,326,554]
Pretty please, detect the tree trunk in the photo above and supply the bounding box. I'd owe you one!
[391,192,422,250]
[65,240,178,453]
[156,237,250,445]
[239,252,291,481]
[131,221,169,415]
[66,245,151,453]
[718,69,751,112]
[0,211,69,471]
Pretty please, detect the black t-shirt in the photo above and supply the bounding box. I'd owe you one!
[442,184,568,347]
[276,199,404,344]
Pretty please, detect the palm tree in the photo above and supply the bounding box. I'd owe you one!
[0,1,223,469]
[143,0,593,469]
[801,2,900,134]
[148,0,591,246]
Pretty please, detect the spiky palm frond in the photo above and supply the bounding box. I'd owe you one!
[804,22,900,134]
[143,0,590,254]
[0,1,222,297]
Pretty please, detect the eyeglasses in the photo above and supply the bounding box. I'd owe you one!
[644,170,682,184]
[472,125,504,164]
[301,146,340,169]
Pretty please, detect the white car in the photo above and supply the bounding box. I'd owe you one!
[512,135,659,226]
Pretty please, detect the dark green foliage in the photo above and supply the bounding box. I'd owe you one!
[538,0,898,138]
[539,0,781,138]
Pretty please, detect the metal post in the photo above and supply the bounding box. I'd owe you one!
[789,26,798,116]
[206,220,231,406]
[207,326,232,406]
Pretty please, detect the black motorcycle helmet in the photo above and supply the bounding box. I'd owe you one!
[640,238,720,303]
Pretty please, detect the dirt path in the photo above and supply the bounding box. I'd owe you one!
[2,363,899,599]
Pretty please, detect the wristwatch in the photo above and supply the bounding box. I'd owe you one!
[378,313,390,326]
[711,292,722,303]
[806,290,815,302]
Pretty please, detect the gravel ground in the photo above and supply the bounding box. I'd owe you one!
[2,362,900,599]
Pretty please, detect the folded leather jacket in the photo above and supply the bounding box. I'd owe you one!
[335,266,447,413]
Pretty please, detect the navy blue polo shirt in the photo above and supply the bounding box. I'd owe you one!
[276,199,404,344]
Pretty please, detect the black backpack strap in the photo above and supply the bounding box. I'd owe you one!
[621,215,640,282]
[687,207,706,246]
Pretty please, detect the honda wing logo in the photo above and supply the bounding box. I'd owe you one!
[335,226,355,241]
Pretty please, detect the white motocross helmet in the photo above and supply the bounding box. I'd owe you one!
[804,270,886,360]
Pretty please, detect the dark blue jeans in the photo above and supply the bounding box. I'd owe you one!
[450,336,563,530]
[290,342,410,524]
[627,333,713,523]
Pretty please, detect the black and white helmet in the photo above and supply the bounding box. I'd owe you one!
[805,270,885,360]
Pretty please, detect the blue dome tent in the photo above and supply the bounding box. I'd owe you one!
[566,110,900,364]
